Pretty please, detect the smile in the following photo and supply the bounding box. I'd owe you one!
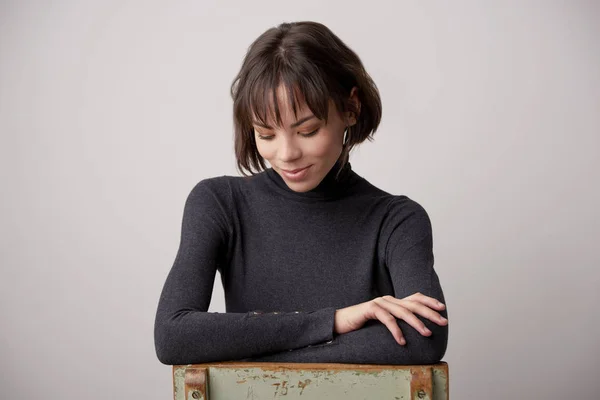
[280,165,312,181]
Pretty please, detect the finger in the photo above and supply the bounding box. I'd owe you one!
[407,293,446,310]
[375,298,432,336]
[372,305,406,345]
[391,293,445,312]
[397,299,448,326]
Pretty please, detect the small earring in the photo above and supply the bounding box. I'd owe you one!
[343,128,348,146]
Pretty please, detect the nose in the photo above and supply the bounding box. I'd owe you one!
[277,135,302,163]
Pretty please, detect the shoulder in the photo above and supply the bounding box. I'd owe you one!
[385,195,431,223]
[187,168,268,205]
[354,174,427,216]
[185,175,231,204]
[348,174,432,230]
[183,175,235,231]
[381,194,433,249]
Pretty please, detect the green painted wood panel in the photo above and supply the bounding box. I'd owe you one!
[172,362,449,400]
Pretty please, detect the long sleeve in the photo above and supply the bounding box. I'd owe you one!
[153,179,337,365]
[242,199,448,364]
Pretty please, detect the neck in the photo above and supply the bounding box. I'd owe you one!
[264,159,358,202]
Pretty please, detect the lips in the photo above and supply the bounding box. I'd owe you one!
[279,165,312,182]
[282,166,309,173]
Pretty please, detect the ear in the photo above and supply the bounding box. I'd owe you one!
[346,86,361,126]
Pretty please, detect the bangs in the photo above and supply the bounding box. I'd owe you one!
[244,62,333,129]
[230,21,382,176]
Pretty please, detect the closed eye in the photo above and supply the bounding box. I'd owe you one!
[257,128,320,141]
[301,128,320,137]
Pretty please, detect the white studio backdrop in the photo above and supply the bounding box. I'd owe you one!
[1,1,599,399]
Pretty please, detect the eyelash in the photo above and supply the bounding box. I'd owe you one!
[257,128,320,141]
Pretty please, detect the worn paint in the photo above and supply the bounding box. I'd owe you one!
[432,363,449,400]
[173,367,186,400]
[173,362,448,400]
[184,368,208,400]
[410,367,433,400]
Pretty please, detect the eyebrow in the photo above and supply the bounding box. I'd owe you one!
[252,115,316,130]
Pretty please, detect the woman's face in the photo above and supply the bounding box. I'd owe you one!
[253,85,359,193]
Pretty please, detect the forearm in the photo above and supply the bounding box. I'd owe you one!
[241,310,448,365]
[154,307,337,365]
[244,276,448,365]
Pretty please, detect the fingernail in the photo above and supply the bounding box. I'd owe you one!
[423,328,431,334]
[399,338,406,345]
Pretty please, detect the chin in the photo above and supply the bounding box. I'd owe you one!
[286,180,317,193]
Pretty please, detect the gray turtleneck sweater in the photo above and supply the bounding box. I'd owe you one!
[154,162,448,365]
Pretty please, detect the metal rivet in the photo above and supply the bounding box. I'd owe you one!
[192,391,201,399]
[417,389,426,398]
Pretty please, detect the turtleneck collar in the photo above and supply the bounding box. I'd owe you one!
[264,160,360,202]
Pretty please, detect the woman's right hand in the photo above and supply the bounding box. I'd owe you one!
[333,293,448,345]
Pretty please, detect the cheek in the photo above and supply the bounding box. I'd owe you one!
[255,140,274,159]
[307,131,340,157]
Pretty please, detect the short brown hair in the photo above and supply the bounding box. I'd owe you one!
[230,21,382,177]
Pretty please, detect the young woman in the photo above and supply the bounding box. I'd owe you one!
[154,21,449,365]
